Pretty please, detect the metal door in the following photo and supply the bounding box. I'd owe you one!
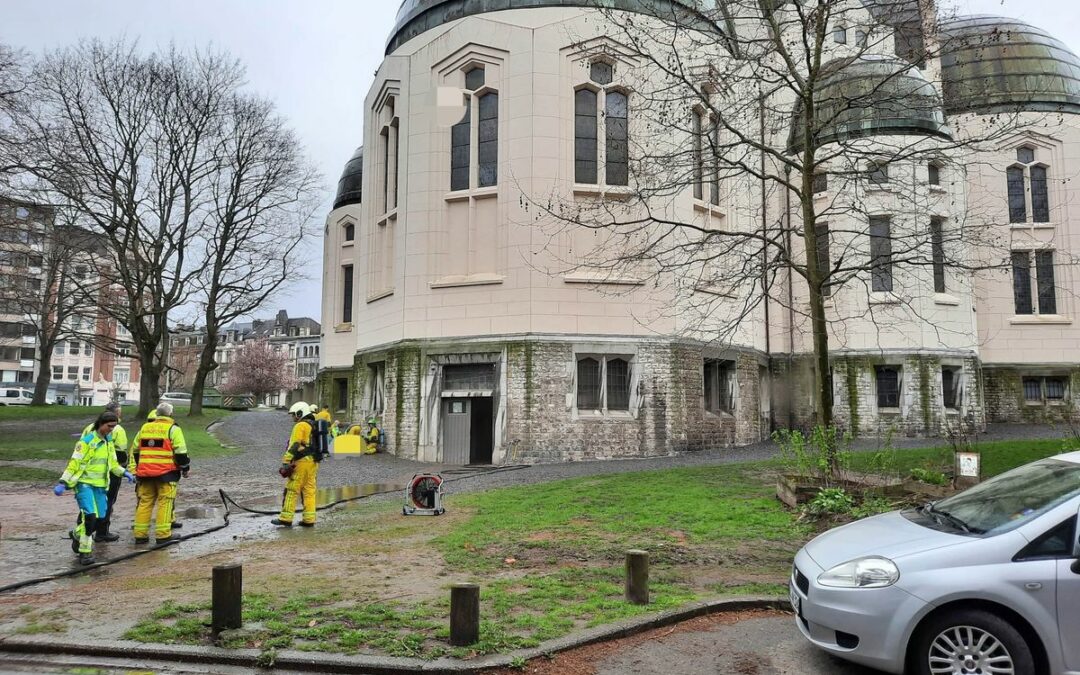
[442,398,471,465]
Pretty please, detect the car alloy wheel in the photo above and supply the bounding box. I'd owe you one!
[928,625,1014,675]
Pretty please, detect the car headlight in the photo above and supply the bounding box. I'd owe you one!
[817,557,899,588]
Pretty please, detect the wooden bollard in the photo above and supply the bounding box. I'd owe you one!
[449,583,480,646]
[625,549,649,605]
[211,564,243,634]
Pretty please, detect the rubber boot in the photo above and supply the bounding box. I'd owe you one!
[270,518,292,527]
[78,553,96,566]
[95,530,120,543]
[172,521,183,529]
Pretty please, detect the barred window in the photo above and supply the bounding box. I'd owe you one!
[451,99,471,191]
[930,217,946,293]
[477,92,499,187]
[875,366,901,408]
[576,61,629,188]
[577,355,632,413]
[605,91,628,186]
[574,89,598,184]
[576,357,601,410]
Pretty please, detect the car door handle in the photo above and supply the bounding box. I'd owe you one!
[1025,582,1042,590]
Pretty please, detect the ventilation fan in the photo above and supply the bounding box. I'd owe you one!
[403,473,445,516]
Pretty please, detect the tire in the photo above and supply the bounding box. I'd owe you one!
[911,608,1035,675]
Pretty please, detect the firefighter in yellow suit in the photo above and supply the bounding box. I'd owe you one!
[272,402,320,527]
[129,402,189,544]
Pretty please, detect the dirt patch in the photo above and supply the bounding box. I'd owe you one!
[480,609,786,675]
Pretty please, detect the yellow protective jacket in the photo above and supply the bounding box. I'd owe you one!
[130,416,189,480]
[282,418,315,463]
[60,430,125,488]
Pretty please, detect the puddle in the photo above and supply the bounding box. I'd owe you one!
[0,481,418,595]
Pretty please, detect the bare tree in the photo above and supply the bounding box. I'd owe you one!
[220,337,296,406]
[11,40,248,417]
[187,93,320,416]
[532,0,1028,463]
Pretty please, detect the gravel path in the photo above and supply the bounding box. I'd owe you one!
[203,411,1074,502]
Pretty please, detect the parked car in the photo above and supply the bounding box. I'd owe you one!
[159,391,192,406]
[0,387,33,405]
[791,452,1080,675]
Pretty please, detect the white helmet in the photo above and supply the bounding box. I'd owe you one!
[289,401,309,416]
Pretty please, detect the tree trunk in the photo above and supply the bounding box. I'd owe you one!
[189,331,220,418]
[138,355,163,420]
[32,348,53,405]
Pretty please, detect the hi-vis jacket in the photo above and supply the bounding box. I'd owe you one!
[130,416,189,481]
[60,431,125,488]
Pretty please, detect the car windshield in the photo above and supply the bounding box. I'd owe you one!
[933,458,1080,535]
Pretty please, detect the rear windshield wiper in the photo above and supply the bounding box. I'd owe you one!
[921,502,982,534]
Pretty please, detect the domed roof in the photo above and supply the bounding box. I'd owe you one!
[387,0,715,55]
[333,147,363,210]
[789,56,951,152]
[939,16,1080,115]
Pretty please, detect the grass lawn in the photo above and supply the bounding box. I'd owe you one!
[0,407,236,464]
[846,437,1076,479]
[102,435,1072,661]
[0,466,59,482]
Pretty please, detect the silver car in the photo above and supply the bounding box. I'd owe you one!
[791,451,1080,675]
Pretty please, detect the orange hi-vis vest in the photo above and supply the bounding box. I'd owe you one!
[135,418,179,478]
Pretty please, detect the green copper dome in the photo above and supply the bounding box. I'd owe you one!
[333,147,363,210]
[387,0,717,54]
[939,16,1080,115]
[790,56,951,153]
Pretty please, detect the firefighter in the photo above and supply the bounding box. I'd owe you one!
[330,419,343,438]
[79,402,128,542]
[129,402,189,544]
[364,418,382,453]
[272,402,321,527]
[54,411,135,565]
[315,404,332,424]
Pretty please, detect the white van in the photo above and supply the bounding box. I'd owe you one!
[159,391,192,406]
[0,388,33,405]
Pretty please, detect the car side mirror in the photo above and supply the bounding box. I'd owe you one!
[1074,510,1080,559]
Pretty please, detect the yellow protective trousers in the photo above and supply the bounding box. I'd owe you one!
[133,479,177,539]
[279,457,318,525]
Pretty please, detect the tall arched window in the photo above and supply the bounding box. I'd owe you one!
[343,222,355,242]
[450,65,498,192]
[1007,145,1050,224]
[574,60,629,187]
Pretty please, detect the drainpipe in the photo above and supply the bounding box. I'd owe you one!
[759,90,775,434]
[784,166,795,431]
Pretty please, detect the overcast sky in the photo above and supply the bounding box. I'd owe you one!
[3,0,1078,323]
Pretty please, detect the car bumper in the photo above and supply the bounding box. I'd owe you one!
[790,549,929,675]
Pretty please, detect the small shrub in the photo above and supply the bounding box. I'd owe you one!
[910,467,949,486]
[509,655,528,670]
[852,496,894,519]
[804,488,854,516]
[774,426,851,483]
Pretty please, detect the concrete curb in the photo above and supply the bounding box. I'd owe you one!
[0,596,787,673]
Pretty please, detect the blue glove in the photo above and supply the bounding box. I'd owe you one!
[53,483,66,496]
[123,471,135,484]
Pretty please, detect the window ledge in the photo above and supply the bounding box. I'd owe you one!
[1009,315,1072,325]
[334,323,353,333]
[704,409,735,419]
[563,272,644,286]
[869,292,901,305]
[366,289,394,303]
[928,186,948,194]
[576,410,635,420]
[865,185,894,195]
[573,184,632,200]
[878,407,902,415]
[429,273,505,289]
[812,191,831,202]
[443,186,498,202]
[342,241,354,248]
[1009,222,1056,230]
[692,200,726,217]
[377,209,398,224]
[933,293,961,306]
[1025,400,1068,406]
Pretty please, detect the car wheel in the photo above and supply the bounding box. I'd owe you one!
[912,608,1035,675]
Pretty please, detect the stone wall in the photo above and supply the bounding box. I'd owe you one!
[984,367,1080,424]
[358,337,766,464]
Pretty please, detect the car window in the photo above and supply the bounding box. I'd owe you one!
[934,459,1080,536]
[1014,516,1077,561]
[5,391,16,398]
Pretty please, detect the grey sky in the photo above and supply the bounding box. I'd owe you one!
[3,0,1078,323]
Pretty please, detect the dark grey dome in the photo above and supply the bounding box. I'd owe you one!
[333,147,363,210]
[387,0,717,55]
[790,56,951,152]
[939,16,1080,115]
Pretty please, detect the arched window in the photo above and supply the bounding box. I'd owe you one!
[1007,146,1050,224]
[343,222,355,242]
[574,60,629,187]
[450,65,498,191]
